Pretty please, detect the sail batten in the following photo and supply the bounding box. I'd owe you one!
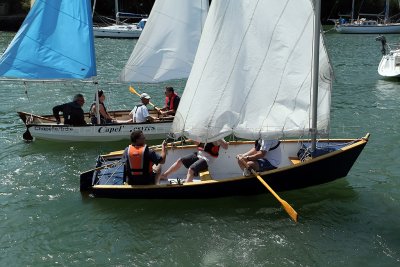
[119,0,209,83]
[171,0,332,142]
[0,0,97,80]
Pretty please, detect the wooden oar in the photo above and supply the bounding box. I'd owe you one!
[240,159,298,222]
[129,86,156,107]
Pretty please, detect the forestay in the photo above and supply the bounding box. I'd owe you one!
[171,0,333,142]
[119,0,209,83]
[0,0,97,80]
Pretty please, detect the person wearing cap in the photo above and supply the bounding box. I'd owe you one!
[128,93,155,123]
[155,86,180,116]
[52,94,87,126]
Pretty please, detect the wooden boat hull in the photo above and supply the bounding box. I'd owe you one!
[18,110,172,142]
[80,136,369,198]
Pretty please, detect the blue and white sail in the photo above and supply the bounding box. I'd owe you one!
[120,0,209,83]
[171,0,333,142]
[0,0,97,80]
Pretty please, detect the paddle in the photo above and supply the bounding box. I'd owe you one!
[129,86,156,107]
[240,158,298,222]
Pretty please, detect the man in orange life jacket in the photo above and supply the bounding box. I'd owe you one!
[160,139,228,183]
[155,86,180,116]
[122,130,167,185]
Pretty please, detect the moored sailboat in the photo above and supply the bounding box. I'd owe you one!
[93,0,147,39]
[81,0,369,207]
[335,0,400,34]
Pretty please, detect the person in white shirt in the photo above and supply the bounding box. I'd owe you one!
[128,93,155,123]
[236,139,281,176]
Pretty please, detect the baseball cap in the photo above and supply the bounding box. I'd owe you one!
[140,93,151,99]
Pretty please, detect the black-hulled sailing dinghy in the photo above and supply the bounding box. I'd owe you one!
[81,0,369,202]
[80,137,369,198]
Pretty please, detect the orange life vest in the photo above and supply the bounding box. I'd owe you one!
[126,145,153,178]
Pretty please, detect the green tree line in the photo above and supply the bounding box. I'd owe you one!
[7,0,400,23]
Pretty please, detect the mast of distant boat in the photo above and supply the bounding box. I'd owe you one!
[92,0,97,18]
[115,0,120,24]
[311,0,321,153]
[384,0,390,24]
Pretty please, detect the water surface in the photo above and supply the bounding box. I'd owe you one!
[0,31,399,266]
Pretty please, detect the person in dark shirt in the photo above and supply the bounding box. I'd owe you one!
[52,94,87,126]
[155,86,180,116]
[121,130,167,185]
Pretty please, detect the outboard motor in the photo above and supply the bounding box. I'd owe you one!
[376,35,388,55]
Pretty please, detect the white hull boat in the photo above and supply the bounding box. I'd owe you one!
[93,24,142,38]
[376,35,400,77]
[93,18,146,38]
[0,0,207,143]
[18,110,173,142]
[378,50,400,77]
[336,22,400,34]
[334,0,400,34]
[92,0,147,39]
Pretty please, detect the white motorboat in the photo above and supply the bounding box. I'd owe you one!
[376,35,400,77]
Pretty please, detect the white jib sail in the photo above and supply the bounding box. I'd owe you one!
[119,0,209,83]
[171,0,333,142]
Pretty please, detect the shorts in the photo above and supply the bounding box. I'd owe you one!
[257,158,277,172]
[180,152,208,176]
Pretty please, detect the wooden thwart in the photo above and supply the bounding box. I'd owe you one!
[199,170,213,181]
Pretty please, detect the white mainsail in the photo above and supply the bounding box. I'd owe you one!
[171,0,333,142]
[119,0,209,83]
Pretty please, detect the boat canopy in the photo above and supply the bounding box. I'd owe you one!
[171,0,333,142]
[0,0,97,80]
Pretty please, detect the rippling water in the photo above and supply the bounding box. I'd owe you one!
[0,30,399,266]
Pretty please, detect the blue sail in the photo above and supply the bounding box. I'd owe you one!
[0,0,97,80]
